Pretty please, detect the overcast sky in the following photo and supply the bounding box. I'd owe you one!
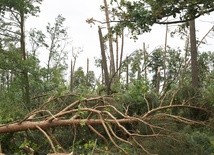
[26,0,214,75]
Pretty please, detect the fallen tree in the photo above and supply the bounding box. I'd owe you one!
[0,93,212,154]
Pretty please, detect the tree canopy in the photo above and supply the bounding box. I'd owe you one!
[0,0,42,14]
[110,0,214,34]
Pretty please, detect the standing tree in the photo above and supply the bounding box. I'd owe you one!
[28,15,69,95]
[0,0,43,108]
[189,19,199,88]
[46,15,68,81]
[69,47,83,92]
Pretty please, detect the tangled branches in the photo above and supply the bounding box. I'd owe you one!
[0,93,211,154]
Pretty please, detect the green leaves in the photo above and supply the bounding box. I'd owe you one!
[110,0,214,36]
[0,0,42,15]
[72,67,96,94]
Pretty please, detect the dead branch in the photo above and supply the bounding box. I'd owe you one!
[87,124,108,143]
[36,125,56,153]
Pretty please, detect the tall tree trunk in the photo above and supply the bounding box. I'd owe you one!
[98,26,110,95]
[126,56,129,89]
[0,72,3,91]
[87,58,89,75]
[156,67,161,94]
[70,59,73,92]
[20,11,30,107]
[116,34,119,73]
[119,30,124,79]
[47,25,57,81]
[101,63,104,85]
[143,43,147,80]
[47,37,55,81]
[162,24,168,90]
[180,35,190,86]
[103,0,115,76]
[86,58,89,84]
[189,19,199,88]
[70,48,78,92]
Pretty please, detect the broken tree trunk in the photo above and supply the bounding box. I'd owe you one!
[98,26,111,94]
[0,118,136,134]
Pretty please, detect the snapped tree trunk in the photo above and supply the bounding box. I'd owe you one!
[98,26,110,95]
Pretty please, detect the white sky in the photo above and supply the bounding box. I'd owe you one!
[26,0,214,76]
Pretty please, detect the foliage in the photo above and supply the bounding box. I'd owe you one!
[72,67,96,95]
[0,0,42,15]
[140,131,214,155]
[109,0,214,36]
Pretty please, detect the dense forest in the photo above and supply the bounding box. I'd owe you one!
[0,0,214,154]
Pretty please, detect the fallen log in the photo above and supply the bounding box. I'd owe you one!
[0,118,136,134]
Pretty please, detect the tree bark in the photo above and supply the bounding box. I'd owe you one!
[189,19,199,88]
[98,26,110,94]
[126,56,129,89]
[86,58,89,83]
[87,58,89,75]
[143,43,147,80]
[155,67,161,94]
[119,30,124,79]
[0,118,136,134]
[103,0,115,76]
[163,24,168,90]
[69,59,73,92]
[20,11,31,107]
[47,32,55,81]
[116,34,119,72]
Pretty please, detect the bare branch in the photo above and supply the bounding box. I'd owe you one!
[36,125,57,153]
